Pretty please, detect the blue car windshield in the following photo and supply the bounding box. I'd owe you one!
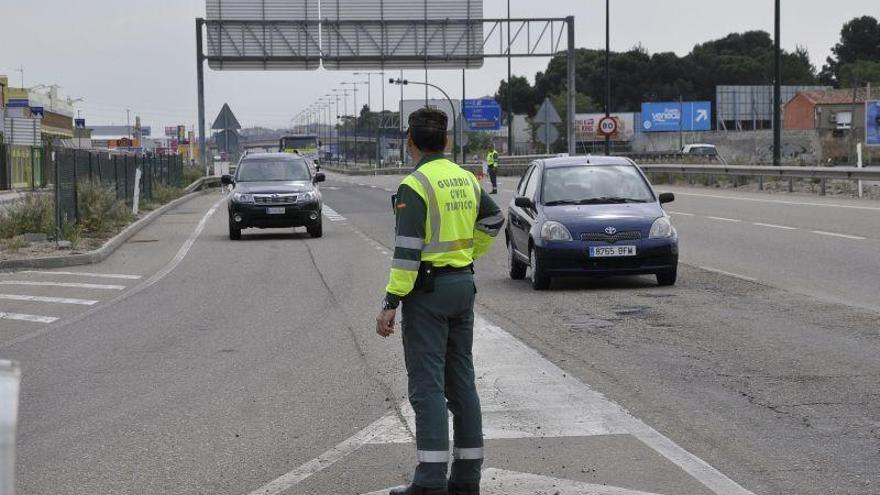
[542,165,654,204]
[237,158,310,182]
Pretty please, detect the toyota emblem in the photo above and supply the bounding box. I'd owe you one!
[604,226,617,235]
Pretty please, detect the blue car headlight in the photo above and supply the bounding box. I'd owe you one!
[232,192,254,204]
[541,221,573,241]
[649,216,677,239]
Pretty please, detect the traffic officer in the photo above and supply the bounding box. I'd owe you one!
[485,146,499,194]
[376,108,504,495]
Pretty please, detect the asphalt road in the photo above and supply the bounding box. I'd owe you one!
[1,175,877,495]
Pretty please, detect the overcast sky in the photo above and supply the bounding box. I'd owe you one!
[0,0,874,133]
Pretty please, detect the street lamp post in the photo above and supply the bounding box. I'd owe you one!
[604,0,611,156]
[355,71,386,165]
[773,0,782,166]
[342,82,361,164]
[390,78,458,164]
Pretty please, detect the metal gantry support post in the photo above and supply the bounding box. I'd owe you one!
[566,16,576,156]
[196,18,207,168]
[773,0,782,166]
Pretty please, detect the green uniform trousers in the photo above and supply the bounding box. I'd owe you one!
[401,272,484,488]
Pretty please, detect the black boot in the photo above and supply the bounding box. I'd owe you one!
[389,484,448,495]
[447,482,479,495]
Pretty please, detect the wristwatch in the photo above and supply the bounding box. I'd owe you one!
[382,298,399,311]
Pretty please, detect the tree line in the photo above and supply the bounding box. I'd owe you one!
[495,16,880,117]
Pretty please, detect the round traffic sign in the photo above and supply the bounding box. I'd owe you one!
[599,116,617,136]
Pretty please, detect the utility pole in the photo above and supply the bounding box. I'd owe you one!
[604,0,611,156]
[126,109,132,140]
[773,0,782,166]
[506,0,513,155]
[462,69,467,164]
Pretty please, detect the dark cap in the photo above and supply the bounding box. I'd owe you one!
[408,107,448,132]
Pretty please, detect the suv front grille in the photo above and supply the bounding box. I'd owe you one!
[254,194,297,205]
[580,231,641,243]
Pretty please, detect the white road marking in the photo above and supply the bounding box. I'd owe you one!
[384,188,395,193]
[19,270,142,280]
[0,312,59,324]
[753,222,797,230]
[811,230,866,240]
[322,205,347,222]
[246,413,402,495]
[706,216,741,223]
[363,469,665,495]
[674,191,880,211]
[0,281,125,290]
[699,266,758,283]
[0,294,98,306]
[668,211,696,216]
[256,314,754,495]
[0,196,226,350]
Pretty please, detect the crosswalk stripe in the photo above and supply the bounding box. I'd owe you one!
[19,270,142,280]
[0,294,99,306]
[0,281,126,290]
[322,206,347,222]
[0,312,59,324]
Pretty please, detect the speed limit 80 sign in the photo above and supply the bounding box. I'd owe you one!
[598,116,618,137]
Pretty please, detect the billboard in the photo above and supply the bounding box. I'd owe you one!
[463,99,501,131]
[205,0,483,71]
[575,113,635,142]
[400,99,461,132]
[641,101,711,132]
[867,101,880,147]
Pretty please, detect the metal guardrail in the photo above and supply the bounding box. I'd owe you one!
[184,175,221,193]
[1,360,21,495]
[637,164,880,181]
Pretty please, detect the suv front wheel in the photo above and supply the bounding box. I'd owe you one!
[228,217,242,240]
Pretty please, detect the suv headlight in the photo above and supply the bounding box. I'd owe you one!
[232,192,253,204]
[298,190,319,202]
[541,221,573,241]
[649,216,677,239]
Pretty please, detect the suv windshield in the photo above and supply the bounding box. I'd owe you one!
[542,164,654,205]
[236,158,310,182]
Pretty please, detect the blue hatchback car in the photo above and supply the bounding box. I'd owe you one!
[506,156,679,290]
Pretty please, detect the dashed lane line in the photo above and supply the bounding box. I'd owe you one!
[706,216,741,223]
[18,270,142,280]
[0,312,59,324]
[752,222,797,230]
[0,281,126,290]
[699,266,758,283]
[0,294,98,306]
[668,211,695,216]
[811,230,867,240]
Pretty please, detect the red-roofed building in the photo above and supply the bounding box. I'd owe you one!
[784,88,873,130]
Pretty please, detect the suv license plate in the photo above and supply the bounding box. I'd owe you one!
[267,207,285,214]
[589,245,637,257]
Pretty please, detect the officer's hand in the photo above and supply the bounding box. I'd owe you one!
[376,309,396,337]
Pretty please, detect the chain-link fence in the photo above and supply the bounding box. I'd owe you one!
[53,149,183,226]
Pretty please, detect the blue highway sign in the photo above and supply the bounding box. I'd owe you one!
[463,99,501,131]
[641,101,711,132]
[867,101,880,147]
